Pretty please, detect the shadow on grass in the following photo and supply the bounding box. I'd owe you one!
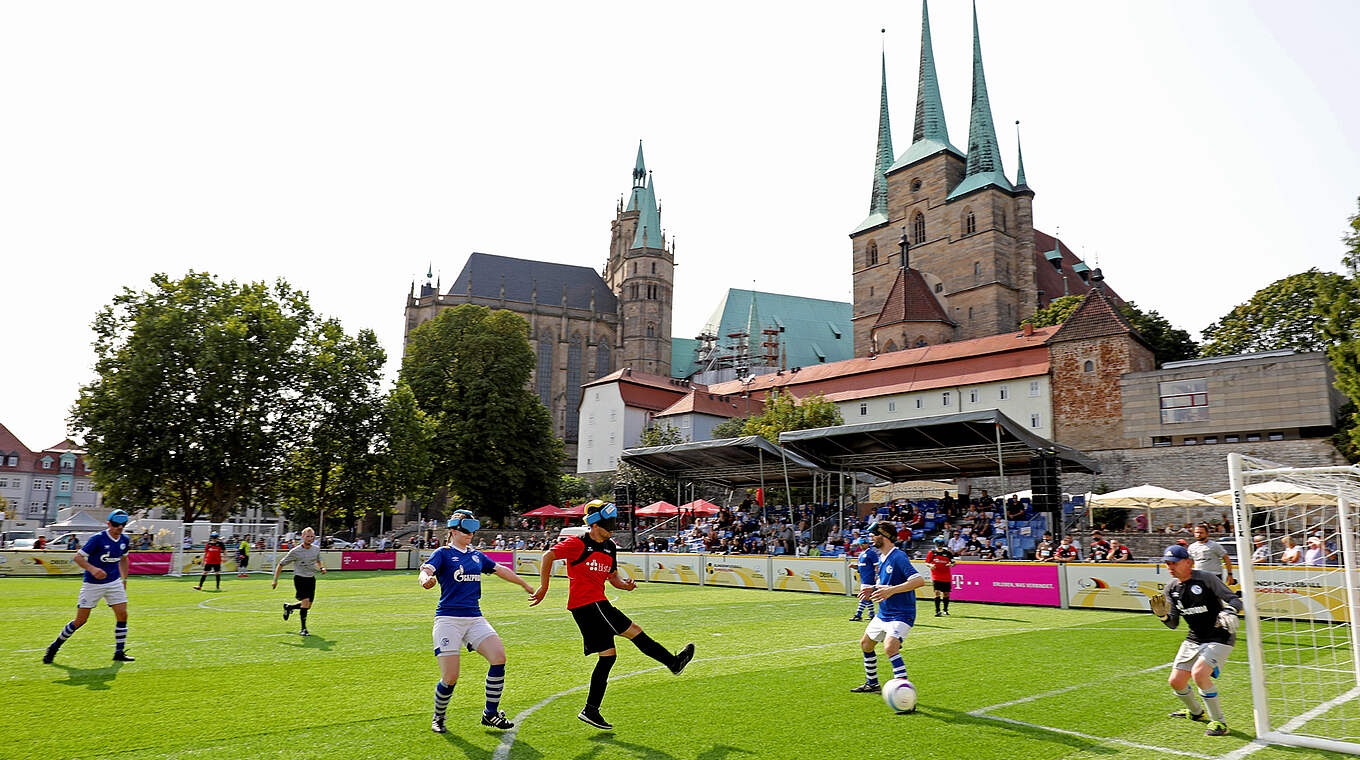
[442,731,544,760]
[915,704,1119,755]
[280,633,335,651]
[51,661,124,690]
[571,734,680,760]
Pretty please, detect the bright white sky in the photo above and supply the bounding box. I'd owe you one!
[2,1,1358,450]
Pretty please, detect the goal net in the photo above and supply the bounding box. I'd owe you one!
[1227,452,1360,754]
[173,521,283,578]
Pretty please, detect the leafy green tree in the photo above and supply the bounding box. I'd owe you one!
[1201,269,1351,357]
[1023,295,1084,328]
[709,416,748,439]
[1343,196,1360,276]
[401,304,562,522]
[1320,273,1360,462]
[742,391,842,441]
[614,424,684,508]
[71,272,316,523]
[560,474,591,505]
[1026,294,1196,366]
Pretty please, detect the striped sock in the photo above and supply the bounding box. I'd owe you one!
[485,664,505,715]
[114,622,128,653]
[1201,690,1225,722]
[889,653,908,680]
[862,651,878,684]
[433,681,454,720]
[1174,687,1201,715]
[855,599,871,617]
[50,621,77,650]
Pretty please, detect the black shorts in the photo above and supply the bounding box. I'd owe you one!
[570,600,634,655]
[203,563,221,573]
[294,575,316,602]
[236,556,249,568]
[932,580,952,593]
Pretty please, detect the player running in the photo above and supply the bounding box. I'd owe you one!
[420,510,536,734]
[925,535,955,617]
[1149,544,1244,737]
[850,522,925,699]
[272,527,326,635]
[850,538,879,621]
[194,531,225,591]
[529,500,695,730]
[43,510,136,663]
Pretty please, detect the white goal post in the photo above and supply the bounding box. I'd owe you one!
[173,521,283,578]
[1227,452,1360,754]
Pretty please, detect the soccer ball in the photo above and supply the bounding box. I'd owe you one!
[882,678,917,713]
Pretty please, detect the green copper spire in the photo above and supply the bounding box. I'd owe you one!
[948,2,1013,199]
[889,1,962,172]
[631,174,663,250]
[869,43,893,216]
[625,141,647,212]
[1014,120,1028,187]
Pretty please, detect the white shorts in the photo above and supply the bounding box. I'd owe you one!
[432,615,498,657]
[864,617,913,643]
[1173,640,1233,672]
[77,581,129,609]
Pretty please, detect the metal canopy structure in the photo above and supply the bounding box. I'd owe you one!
[620,435,828,489]
[778,410,1100,482]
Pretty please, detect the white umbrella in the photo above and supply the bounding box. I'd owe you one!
[1209,480,1338,534]
[1089,484,1211,532]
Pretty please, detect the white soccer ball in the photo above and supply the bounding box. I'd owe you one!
[882,677,917,713]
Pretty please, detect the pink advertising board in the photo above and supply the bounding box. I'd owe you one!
[341,551,397,570]
[482,550,514,567]
[129,551,174,575]
[947,561,1061,606]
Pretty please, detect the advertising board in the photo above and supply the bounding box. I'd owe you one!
[341,551,397,570]
[0,550,82,575]
[703,555,770,590]
[950,561,1061,606]
[615,553,648,583]
[128,551,174,575]
[1064,563,1167,612]
[771,557,847,594]
[648,553,704,584]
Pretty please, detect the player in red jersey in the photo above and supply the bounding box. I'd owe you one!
[195,531,225,591]
[529,501,695,730]
[925,536,955,616]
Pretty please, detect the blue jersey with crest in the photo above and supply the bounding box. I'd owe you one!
[424,544,498,617]
[857,546,880,584]
[874,547,922,625]
[79,530,131,584]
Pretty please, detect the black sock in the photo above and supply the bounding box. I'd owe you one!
[630,631,674,667]
[285,603,301,611]
[587,655,616,709]
[198,573,207,586]
[934,597,941,614]
[943,594,950,612]
[299,608,308,628]
[214,575,220,590]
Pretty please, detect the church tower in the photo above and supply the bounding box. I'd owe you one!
[605,142,674,376]
[851,1,1040,356]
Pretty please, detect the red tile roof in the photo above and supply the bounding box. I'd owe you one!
[874,268,954,328]
[706,326,1059,401]
[584,368,695,412]
[0,421,35,471]
[1047,282,1149,347]
[584,368,696,393]
[655,390,751,419]
[1033,230,1123,308]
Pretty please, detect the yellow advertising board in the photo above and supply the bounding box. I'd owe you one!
[1064,563,1169,612]
[0,550,83,575]
[615,553,648,584]
[772,557,848,594]
[703,556,769,589]
[648,554,703,584]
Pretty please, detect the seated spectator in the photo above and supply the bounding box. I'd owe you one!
[1053,536,1080,563]
[1108,538,1133,562]
[1034,533,1055,562]
[1251,535,1270,564]
[946,531,967,555]
[1087,531,1111,562]
[1279,536,1302,564]
[1005,496,1025,521]
[963,535,984,556]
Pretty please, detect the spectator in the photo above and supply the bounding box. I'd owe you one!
[1109,538,1133,562]
[1005,496,1024,521]
[1278,536,1301,564]
[946,531,966,555]
[1087,531,1111,562]
[1251,535,1271,564]
[35,535,48,550]
[1131,511,1149,532]
[1053,536,1080,562]
[1303,536,1328,566]
[1034,534,1055,561]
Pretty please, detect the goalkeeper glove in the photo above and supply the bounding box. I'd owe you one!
[1216,609,1239,636]
[1148,593,1170,620]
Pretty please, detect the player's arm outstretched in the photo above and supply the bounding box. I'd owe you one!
[1149,590,1180,630]
[492,564,536,595]
[528,550,557,606]
[869,572,926,602]
[419,563,438,589]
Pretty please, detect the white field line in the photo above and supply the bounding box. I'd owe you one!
[1218,685,1360,760]
[970,662,1170,713]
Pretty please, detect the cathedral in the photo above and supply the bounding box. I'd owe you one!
[403,144,675,466]
[852,2,1106,357]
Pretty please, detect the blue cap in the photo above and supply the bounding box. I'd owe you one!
[107,509,129,525]
[1162,545,1191,562]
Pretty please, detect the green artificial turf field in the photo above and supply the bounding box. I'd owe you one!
[0,572,1348,760]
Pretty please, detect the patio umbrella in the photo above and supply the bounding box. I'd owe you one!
[523,505,568,517]
[1089,484,1207,532]
[1208,480,1338,533]
[680,499,722,516]
[635,501,679,516]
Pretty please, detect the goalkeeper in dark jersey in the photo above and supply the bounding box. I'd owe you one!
[1149,544,1244,737]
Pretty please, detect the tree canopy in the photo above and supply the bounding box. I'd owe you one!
[1023,293,1197,366]
[709,416,748,440]
[1200,269,1351,357]
[71,272,325,522]
[400,304,561,522]
[741,390,843,441]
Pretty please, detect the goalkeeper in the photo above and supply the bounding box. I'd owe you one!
[1149,544,1244,737]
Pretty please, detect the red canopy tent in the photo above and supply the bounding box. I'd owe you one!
[523,505,569,517]
[559,504,586,516]
[680,499,722,516]
[635,500,679,516]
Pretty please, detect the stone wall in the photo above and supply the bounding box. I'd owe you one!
[1050,334,1155,452]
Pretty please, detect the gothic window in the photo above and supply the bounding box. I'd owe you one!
[629,284,638,299]
[565,334,584,440]
[596,341,611,379]
[631,262,636,273]
[964,209,977,235]
[651,262,656,274]
[974,261,982,283]
[911,178,923,192]
[646,323,655,337]
[1083,360,1095,373]
[915,337,928,348]
[883,339,897,353]
[536,330,554,407]
[968,307,974,320]
[867,240,879,266]
[912,212,926,245]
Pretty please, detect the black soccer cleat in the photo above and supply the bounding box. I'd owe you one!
[850,681,881,693]
[42,646,57,664]
[299,628,309,637]
[1168,708,1209,723]
[849,615,863,621]
[578,706,613,730]
[430,717,446,734]
[669,643,695,675]
[112,651,136,662]
[481,710,514,729]
[283,604,292,621]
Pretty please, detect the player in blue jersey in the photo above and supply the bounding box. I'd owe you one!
[419,509,536,735]
[43,510,135,664]
[850,522,925,700]
[850,539,880,621]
